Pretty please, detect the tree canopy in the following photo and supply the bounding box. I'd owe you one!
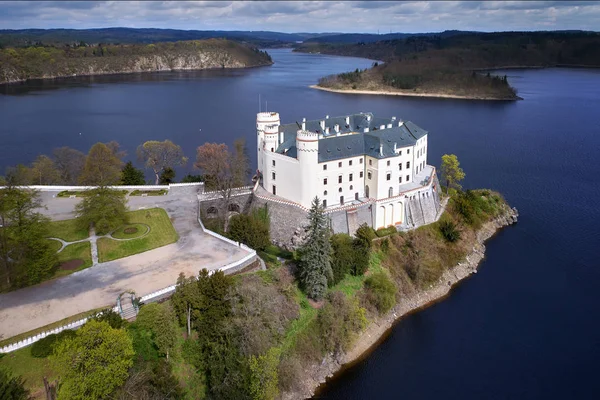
[121,161,146,185]
[0,186,57,290]
[440,154,466,193]
[75,186,128,235]
[79,142,124,185]
[0,368,29,400]
[137,140,188,185]
[298,197,333,300]
[52,320,134,400]
[53,146,86,185]
[136,303,179,360]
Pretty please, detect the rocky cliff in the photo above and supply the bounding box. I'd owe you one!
[0,39,273,84]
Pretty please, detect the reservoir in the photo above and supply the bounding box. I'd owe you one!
[1,49,600,399]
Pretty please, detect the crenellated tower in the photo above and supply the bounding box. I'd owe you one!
[256,112,280,177]
[296,130,320,207]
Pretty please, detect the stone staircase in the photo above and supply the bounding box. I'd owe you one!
[119,295,138,321]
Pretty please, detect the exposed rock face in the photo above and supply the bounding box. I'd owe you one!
[0,39,273,84]
[281,205,519,400]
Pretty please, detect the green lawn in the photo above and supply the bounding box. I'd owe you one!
[97,208,178,262]
[47,219,89,242]
[53,242,93,278]
[111,223,148,239]
[0,347,55,397]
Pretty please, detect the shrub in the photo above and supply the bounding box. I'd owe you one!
[317,291,367,354]
[438,219,461,243]
[30,329,76,358]
[228,209,270,251]
[330,233,354,285]
[93,308,125,329]
[380,237,391,254]
[364,271,398,315]
[375,226,397,237]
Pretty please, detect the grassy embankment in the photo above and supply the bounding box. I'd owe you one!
[0,39,273,84]
[299,31,600,100]
[97,208,178,262]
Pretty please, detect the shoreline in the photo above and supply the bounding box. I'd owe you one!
[309,84,521,101]
[283,205,519,399]
[0,61,274,86]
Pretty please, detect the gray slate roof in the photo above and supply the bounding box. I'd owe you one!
[275,113,428,163]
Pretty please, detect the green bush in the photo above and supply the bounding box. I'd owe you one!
[30,329,76,358]
[127,323,159,362]
[364,271,398,315]
[93,308,125,329]
[438,219,461,243]
[317,291,367,354]
[330,233,355,285]
[375,226,397,237]
[228,206,271,251]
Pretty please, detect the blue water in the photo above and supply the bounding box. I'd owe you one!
[1,50,599,399]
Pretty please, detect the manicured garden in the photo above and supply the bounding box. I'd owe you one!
[47,218,89,241]
[97,208,178,262]
[54,242,93,278]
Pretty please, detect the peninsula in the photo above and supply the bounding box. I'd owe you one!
[297,31,600,100]
[0,39,273,84]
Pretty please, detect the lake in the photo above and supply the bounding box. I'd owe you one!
[2,49,600,399]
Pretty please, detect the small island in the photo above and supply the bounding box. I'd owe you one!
[297,31,600,100]
[0,39,273,84]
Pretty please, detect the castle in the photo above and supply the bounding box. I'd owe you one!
[256,111,442,231]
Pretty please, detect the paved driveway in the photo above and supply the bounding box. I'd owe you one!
[0,186,247,340]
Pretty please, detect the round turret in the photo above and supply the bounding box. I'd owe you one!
[256,112,281,177]
[296,130,320,206]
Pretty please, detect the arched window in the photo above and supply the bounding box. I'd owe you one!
[365,185,370,198]
[338,187,342,192]
[388,187,393,197]
[324,190,328,196]
[349,185,353,190]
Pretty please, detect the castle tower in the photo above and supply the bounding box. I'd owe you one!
[296,130,320,207]
[256,112,280,178]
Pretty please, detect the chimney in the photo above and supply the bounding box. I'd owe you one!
[320,120,325,131]
[363,128,369,133]
[394,142,397,152]
[398,120,404,127]
[366,115,371,122]
[387,123,392,128]
[334,124,340,133]
[326,115,329,119]
[391,116,396,121]
[280,131,284,144]
[302,117,306,130]
[345,116,350,125]
[380,125,385,130]
[325,127,330,135]
[379,143,383,156]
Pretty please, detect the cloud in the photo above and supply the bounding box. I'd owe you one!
[0,1,598,33]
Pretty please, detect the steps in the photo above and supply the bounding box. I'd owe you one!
[119,296,138,321]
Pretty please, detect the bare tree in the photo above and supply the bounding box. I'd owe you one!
[53,147,86,185]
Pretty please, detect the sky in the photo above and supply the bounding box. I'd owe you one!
[0,1,599,33]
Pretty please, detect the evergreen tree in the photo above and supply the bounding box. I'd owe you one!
[298,197,333,300]
[120,161,145,185]
[0,368,29,400]
[159,167,176,185]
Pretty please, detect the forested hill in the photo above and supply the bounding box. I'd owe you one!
[298,31,600,100]
[0,39,273,84]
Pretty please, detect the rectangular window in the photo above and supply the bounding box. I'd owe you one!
[338,175,342,184]
[360,171,364,178]
[272,172,276,180]
[399,176,402,183]
[386,173,391,181]
[406,175,410,182]
[323,199,327,208]
[340,196,344,205]
[407,149,410,154]
[349,173,353,181]
[399,150,402,155]
[272,185,276,195]
[272,160,276,167]
[368,172,372,180]
[369,159,372,166]
[360,158,363,164]
[399,163,402,171]
[323,164,327,170]
[324,178,328,185]
[349,160,353,166]
[338,162,342,168]
[406,161,410,169]
[387,160,391,166]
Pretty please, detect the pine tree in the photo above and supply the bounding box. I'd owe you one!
[120,161,145,185]
[298,197,333,300]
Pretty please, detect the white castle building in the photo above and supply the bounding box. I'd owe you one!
[256,111,440,230]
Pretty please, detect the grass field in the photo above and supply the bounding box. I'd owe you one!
[0,348,55,397]
[97,208,178,262]
[47,219,88,242]
[111,223,148,239]
[54,242,93,278]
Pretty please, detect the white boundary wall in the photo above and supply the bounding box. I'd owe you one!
[0,182,204,191]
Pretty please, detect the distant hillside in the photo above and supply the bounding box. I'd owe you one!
[303,30,472,44]
[0,28,336,49]
[299,31,600,100]
[0,39,273,84]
